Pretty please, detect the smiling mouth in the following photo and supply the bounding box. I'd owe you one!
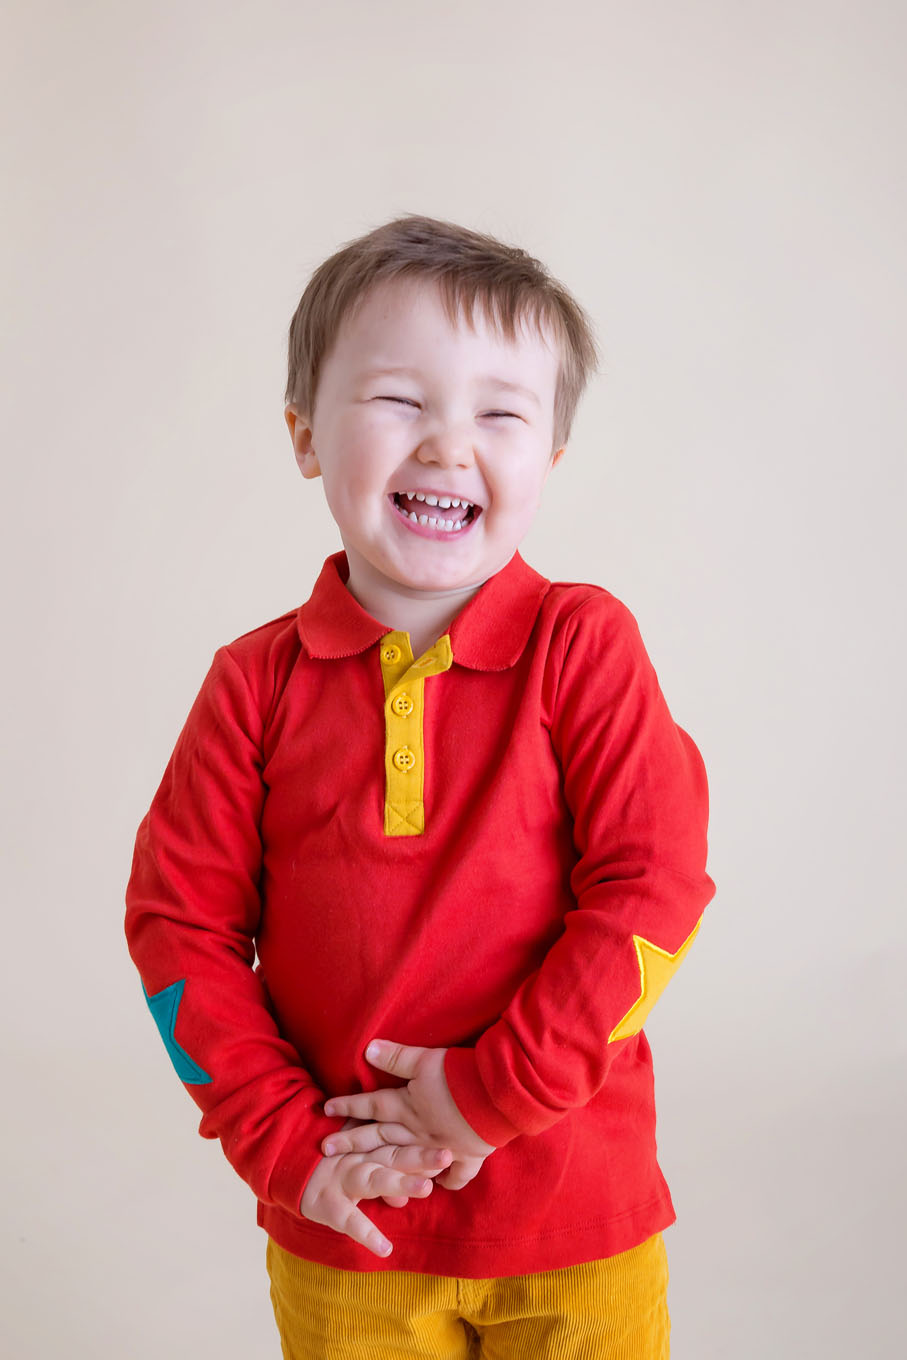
[390,491,480,529]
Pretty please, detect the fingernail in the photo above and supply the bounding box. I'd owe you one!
[323,1103,335,1115]
[365,1042,380,1062]
[378,1239,392,1256]
[323,1143,336,1156]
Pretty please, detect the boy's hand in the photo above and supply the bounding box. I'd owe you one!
[300,1121,454,1260]
[321,1040,496,1191]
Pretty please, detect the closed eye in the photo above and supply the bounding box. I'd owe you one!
[377,397,519,419]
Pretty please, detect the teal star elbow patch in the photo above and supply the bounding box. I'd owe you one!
[142,979,212,1085]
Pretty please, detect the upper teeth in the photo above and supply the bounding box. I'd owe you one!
[401,490,474,510]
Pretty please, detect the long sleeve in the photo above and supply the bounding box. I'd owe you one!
[444,594,716,1146]
[124,645,342,1213]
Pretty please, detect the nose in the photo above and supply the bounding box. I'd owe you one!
[415,428,476,470]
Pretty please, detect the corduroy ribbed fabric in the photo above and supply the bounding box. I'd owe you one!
[266,1233,669,1359]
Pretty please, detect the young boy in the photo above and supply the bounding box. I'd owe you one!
[125,213,716,1358]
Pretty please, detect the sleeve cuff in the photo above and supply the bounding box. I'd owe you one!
[267,1109,349,1216]
[443,1048,525,1148]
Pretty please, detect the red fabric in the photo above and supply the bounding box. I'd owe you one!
[125,549,715,1277]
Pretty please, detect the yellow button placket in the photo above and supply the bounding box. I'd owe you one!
[379,631,453,836]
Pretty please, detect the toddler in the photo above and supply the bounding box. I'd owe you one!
[125,213,716,1358]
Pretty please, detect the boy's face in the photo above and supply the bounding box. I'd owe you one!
[285,276,565,607]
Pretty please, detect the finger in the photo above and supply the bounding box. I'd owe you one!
[322,1122,420,1156]
[323,1093,378,1120]
[369,1144,454,1176]
[436,1158,483,1191]
[343,1159,435,1202]
[364,1039,428,1081]
[382,1195,410,1208]
[332,1200,395,1259]
[324,1088,409,1123]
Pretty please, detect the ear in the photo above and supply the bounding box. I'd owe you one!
[285,404,322,479]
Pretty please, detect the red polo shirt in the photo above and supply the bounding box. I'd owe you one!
[125,548,715,1277]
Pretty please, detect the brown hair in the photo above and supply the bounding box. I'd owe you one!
[285,213,602,454]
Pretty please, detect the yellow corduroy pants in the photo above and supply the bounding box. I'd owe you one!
[266,1232,669,1359]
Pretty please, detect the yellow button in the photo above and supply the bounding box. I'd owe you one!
[392,747,416,772]
[391,692,414,716]
[382,644,402,664]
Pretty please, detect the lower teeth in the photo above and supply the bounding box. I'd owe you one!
[413,512,462,531]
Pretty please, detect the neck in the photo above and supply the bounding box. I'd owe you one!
[340,545,487,658]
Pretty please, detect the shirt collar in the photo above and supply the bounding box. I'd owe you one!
[296,549,551,671]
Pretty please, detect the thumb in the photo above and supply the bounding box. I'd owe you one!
[364,1039,425,1080]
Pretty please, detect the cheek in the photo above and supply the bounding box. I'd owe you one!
[323,437,381,503]
[329,479,377,528]
[502,474,548,518]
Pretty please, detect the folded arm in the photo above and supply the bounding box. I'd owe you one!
[125,646,347,1215]
[440,595,717,1146]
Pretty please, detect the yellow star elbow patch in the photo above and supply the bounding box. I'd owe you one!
[608,919,702,1042]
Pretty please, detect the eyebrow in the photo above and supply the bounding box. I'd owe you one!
[360,365,541,408]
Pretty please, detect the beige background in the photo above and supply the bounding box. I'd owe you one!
[3,2,905,1355]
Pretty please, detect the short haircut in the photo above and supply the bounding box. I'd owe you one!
[285,213,602,454]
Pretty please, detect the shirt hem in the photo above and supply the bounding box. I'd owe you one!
[256,1192,676,1278]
